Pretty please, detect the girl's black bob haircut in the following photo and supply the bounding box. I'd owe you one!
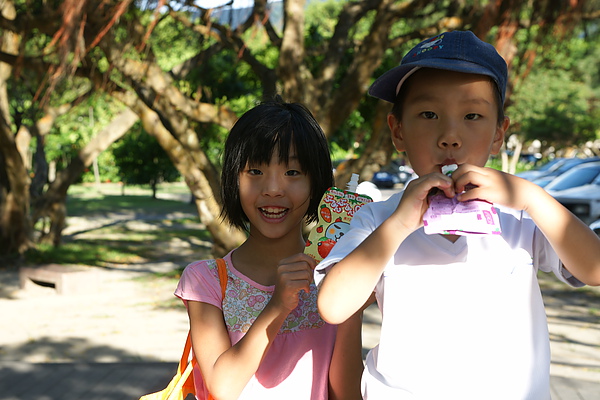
[220,96,334,231]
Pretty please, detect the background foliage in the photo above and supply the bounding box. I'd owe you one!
[0,0,598,261]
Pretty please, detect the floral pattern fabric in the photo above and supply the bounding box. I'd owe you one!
[208,260,326,334]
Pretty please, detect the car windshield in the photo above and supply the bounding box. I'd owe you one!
[536,158,563,172]
[550,158,588,174]
[545,164,600,191]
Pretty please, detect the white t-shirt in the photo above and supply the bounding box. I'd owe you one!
[316,191,583,400]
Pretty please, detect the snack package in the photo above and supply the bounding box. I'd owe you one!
[305,174,373,263]
[423,164,502,236]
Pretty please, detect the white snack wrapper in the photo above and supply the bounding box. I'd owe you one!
[423,193,502,235]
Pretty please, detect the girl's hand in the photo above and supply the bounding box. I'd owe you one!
[393,172,455,231]
[451,164,531,211]
[271,253,316,312]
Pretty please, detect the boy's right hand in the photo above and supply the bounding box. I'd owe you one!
[395,172,455,231]
[271,253,316,312]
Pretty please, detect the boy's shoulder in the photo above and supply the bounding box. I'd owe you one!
[354,191,403,224]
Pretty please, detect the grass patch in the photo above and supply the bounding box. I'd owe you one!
[25,241,147,267]
[67,181,191,196]
[25,183,211,267]
[66,182,195,217]
[66,194,196,217]
[65,219,212,242]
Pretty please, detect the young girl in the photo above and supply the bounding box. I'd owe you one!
[175,98,363,400]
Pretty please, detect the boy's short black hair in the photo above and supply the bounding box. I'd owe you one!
[220,97,334,231]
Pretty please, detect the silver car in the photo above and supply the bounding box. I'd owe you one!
[545,161,600,224]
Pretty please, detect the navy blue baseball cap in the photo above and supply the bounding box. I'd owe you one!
[368,31,508,105]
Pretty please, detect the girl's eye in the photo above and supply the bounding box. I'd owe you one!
[465,113,481,120]
[420,111,437,119]
[285,169,302,176]
[248,168,262,175]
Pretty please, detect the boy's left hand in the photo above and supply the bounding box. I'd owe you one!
[450,164,530,211]
[451,164,600,287]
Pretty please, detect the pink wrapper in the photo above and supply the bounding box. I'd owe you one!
[423,193,502,236]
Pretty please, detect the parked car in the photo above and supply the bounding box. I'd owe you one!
[371,166,401,188]
[590,219,600,237]
[516,158,564,181]
[545,161,600,224]
[371,162,416,189]
[526,157,600,188]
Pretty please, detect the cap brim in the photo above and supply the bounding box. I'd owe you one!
[368,60,498,103]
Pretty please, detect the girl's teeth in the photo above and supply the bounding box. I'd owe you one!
[261,207,287,218]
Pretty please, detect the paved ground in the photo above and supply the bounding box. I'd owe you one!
[2,259,599,399]
[1,188,599,399]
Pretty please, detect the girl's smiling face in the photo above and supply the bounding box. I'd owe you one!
[238,148,311,241]
[389,68,509,177]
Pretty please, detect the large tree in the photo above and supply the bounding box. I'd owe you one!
[0,0,596,261]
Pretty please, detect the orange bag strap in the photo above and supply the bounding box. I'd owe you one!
[181,258,228,365]
[216,258,228,298]
[141,260,228,400]
[180,259,228,399]
[180,259,228,362]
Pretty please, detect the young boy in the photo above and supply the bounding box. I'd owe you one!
[316,31,600,399]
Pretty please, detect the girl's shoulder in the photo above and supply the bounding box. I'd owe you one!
[175,257,231,305]
[185,251,234,273]
[180,258,221,282]
[184,258,220,273]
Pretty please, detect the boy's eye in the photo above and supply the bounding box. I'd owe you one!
[420,111,437,119]
[465,113,481,120]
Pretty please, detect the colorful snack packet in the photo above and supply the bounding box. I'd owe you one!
[423,164,502,235]
[305,174,373,263]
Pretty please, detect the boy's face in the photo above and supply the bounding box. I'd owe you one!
[389,69,509,177]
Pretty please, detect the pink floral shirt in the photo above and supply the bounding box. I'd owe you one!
[175,251,336,400]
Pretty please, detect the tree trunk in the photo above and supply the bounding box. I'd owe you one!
[100,24,247,256]
[31,108,139,245]
[0,111,31,256]
[508,136,523,175]
[0,0,30,258]
[335,100,395,187]
[122,95,246,256]
[278,0,307,103]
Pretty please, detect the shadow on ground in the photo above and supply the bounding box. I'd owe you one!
[0,361,181,400]
[0,336,168,363]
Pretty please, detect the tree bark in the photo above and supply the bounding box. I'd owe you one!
[32,108,139,245]
[0,111,31,256]
[118,93,246,256]
[0,0,31,258]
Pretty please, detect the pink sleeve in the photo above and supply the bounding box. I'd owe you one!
[174,259,222,309]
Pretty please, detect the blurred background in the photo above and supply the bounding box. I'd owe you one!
[1,0,599,264]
